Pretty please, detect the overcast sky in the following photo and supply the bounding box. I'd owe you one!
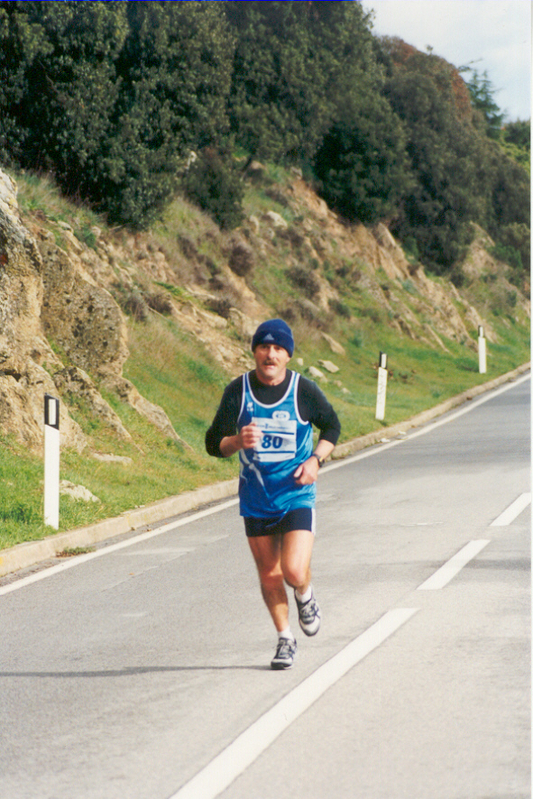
[360,0,531,121]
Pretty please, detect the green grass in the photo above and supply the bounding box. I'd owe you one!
[0,314,239,549]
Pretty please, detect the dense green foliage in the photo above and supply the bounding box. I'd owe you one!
[99,1,234,226]
[182,147,244,229]
[0,0,529,281]
[461,67,505,139]
[382,48,485,270]
[0,1,127,178]
[312,91,412,224]
[225,1,377,162]
[380,39,530,277]
[0,0,233,227]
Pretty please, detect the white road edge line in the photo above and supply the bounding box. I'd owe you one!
[417,540,490,591]
[169,607,419,799]
[0,499,238,597]
[490,493,531,526]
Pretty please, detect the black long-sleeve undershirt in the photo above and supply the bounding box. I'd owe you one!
[205,369,341,458]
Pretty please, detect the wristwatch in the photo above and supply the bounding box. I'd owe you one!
[311,453,325,468]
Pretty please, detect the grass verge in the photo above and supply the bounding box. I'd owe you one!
[0,305,528,551]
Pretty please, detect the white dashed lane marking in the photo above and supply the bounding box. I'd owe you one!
[490,493,531,526]
[417,540,491,591]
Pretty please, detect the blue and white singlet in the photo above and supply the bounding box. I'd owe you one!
[237,371,315,518]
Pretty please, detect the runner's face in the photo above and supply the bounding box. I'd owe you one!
[253,344,290,385]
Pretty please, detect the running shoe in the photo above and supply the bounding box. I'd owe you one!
[295,590,321,636]
[271,637,297,670]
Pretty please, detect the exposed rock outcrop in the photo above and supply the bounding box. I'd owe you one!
[39,239,129,379]
[0,168,190,453]
[0,170,86,452]
[287,179,500,349]
[52,366,132,442]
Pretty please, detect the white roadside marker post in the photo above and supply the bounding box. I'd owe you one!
[44,393,60,529]
[375,351,388,421]
[478,325,487,374]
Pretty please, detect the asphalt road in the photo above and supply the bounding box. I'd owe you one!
[1,375,530,799]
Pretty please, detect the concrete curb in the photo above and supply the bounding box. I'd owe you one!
[0,478,238,578]
[0,363,529,578]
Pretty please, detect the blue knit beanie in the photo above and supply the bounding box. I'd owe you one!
[251,318,294,357]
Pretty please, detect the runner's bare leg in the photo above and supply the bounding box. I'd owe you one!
[248,529,314,631]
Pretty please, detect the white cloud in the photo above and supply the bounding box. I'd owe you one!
[361,0,531,120]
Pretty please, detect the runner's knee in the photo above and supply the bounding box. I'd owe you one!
[282,562,309,589]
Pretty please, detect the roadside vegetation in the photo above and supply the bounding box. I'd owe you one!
[0,166,529,549]
[0,2,529,551]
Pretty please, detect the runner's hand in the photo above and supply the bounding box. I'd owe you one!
[239,423,263,450]
[294,456,319,485]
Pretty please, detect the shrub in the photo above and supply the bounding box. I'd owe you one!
[228,236,255,276]
[182,149,244,230]
[489,243,523,271]
[295,298,322,326]
[206,297,233,319]
[351,331,364,348]
[112,284,149,322]
[329,298,351,318]
[146,292,173,316]
[287,266,320,299]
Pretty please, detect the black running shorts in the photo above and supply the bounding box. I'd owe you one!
[244,507,316,538]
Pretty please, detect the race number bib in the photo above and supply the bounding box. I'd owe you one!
[252,415,297,462]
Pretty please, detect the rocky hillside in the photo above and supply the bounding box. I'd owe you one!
[0,163,529,459]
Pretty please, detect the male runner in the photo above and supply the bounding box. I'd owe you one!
[205,318,341,669]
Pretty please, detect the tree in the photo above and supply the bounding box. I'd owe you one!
[0,1,235,228]
[382,44,506,271]
[0,1,47,166]
[0,1,127,177]
[503,119,530,150]
[182,147,244,230]
[500,119,530,173]
[2,2,126,173]
[94,1,235,227]
[490,148,530,229]
[460,66,505,139]
[312,91,412,224]
[496,222,530,286]
[225,0,377,163]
